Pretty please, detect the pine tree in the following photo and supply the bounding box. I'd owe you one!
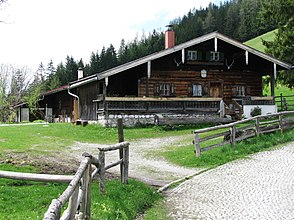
[260,0,294,87]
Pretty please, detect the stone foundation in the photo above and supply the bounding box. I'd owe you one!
[97,113,231,127]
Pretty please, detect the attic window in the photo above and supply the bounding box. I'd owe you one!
[187,50,198,61]
[210,51,220,61]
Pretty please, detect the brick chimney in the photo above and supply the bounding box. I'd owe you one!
[165,25,175,49]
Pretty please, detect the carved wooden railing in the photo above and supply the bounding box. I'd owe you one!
[96,97,222,114]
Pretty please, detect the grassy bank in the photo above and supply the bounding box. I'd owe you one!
[0,164,161,220]
[160,128,294,168]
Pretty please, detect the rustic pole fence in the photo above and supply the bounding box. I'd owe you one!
[0,140,130,220]
[97,141,130,193]
[193,111,294,157]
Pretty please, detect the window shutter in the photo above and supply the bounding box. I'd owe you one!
[171,83,175,96]
[154,83,159,96]
[188,84,192,97]
[205,51,210,61]
[197,51,202,61]
[220,52,225,62]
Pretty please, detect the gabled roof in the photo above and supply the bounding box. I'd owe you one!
[70,31,293,89]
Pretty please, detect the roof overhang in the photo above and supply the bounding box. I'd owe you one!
[69,32,293,88]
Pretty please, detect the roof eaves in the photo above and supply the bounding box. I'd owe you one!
[97,32,218,80]
[69,75,98,89]
[215,32,292,69]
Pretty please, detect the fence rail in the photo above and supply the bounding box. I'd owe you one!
[193,111,294,157]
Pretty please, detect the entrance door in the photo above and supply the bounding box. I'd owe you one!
[210,82,222,98]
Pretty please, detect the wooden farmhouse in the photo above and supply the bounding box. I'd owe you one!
[16,31,293,126]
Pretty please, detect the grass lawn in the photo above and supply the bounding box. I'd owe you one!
[0,164,161,220]
[0,123,204,155]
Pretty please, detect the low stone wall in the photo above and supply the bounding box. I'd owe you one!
[97,113,231,127]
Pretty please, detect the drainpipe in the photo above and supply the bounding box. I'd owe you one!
[68,87,80,120]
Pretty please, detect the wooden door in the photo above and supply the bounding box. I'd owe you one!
[210,82,222,98]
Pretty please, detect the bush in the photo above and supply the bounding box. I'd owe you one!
[250,106,262,117]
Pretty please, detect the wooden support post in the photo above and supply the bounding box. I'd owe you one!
[98,151,105,193]
[74,99,79,121]
[270,74,275,97]
[255,117,261,137]
[230,125,236,147]
[122,144,129,184]
[194,133,201,157]
[117,118,124,183]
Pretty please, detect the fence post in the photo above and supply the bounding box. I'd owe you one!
[230,125,236,147]
[279,114,283,133]
[280,93,283,111]
[122,144,129,184]
[194,132,201,157]
[255,117,261,137]
[77,162,92,220]
[283,98,288,111]
[67,186,79,219]
[117,118,124,184]
[98,150,105,193]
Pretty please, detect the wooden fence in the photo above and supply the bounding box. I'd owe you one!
[194,111,294,157]
[0,142,130,220]
[275,93,294,111]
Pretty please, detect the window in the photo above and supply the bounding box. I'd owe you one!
[160,84,170,96]
[232,85,245,97]
[192,84,202,96]
[210,51,220,61]
[187,50,198,61]
[154,83,175,96]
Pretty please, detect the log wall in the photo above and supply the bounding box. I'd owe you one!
[138,70,262,101]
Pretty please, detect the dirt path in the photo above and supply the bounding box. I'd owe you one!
[67,135,203,186]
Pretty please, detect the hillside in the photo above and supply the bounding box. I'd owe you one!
[244,29,277,53]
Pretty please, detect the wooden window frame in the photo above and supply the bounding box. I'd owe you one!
[154,83,175,97]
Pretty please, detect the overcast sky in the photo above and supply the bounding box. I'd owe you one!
[0,0,220,71]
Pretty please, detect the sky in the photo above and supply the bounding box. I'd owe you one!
[0,0,221,72]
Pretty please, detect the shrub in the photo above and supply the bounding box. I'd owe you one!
[250,106,262,117]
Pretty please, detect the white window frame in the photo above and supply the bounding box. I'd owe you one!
[232,85,246,97]
[160,83,171,96]
[210,51,220,61]
[192,84,202,97]
[187,50,198,61]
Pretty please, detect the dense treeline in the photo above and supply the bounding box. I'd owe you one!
[45,0,282,89]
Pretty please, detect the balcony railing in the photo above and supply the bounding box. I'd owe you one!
[96,97,222,114]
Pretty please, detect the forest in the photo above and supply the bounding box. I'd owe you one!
[0,0,293,122]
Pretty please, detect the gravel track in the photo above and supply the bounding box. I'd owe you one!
[68,135,203,186]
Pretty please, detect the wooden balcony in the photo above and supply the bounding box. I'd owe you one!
[95,97,222,115]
